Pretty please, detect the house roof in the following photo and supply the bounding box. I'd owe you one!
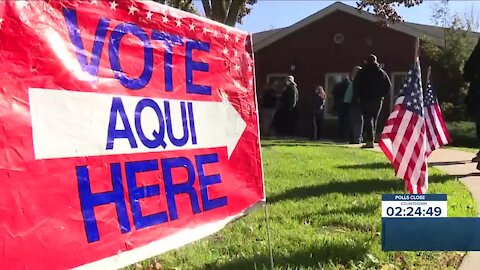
[252,27,286,45]
[252,1,480,52]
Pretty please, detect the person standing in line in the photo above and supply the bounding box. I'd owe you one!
[332,76,351,141]
[344,66,363,144]
[464,37,480,165]
[311,85,326,140]
[281,75,299,137]
[353,54,391,149]
[260,82,278,137]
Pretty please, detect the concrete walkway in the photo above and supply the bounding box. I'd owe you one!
[352,145,480,269]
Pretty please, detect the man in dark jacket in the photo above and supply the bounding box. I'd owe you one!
[280,75,299,136]
[464,38,480,164]
[353,54,392,148]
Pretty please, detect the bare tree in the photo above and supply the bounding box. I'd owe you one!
[154,0,257,27]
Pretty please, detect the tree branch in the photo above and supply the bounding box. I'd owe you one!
[201,0,211,17]
[225,0,245,26]
[181,0,193,10]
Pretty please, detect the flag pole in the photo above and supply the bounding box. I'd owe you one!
[264,203,274,270]
[414,37,420,61]
[404,38,421,194]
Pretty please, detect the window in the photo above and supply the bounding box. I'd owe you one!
[324,73,349,118]
[391,72,407,105]
[266,74,289,90]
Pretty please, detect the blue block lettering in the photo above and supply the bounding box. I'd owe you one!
[162,157,201,220]
[76,163,130,243]
[185,40,211,95]
[164,101,189,147]
[125,160,168,230]
[188,102,197,145]
[106,97,138,150]
[151,31,184,92]
[135,99,167,149]
[109,23,153,90]
[63,8,110,80]
[196,154,227,211]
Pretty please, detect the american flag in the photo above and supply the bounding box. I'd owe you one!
[379,59,428,194]
[424,80,451,156]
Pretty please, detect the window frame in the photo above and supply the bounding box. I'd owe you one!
[391,72,408,107]
[324,72,350,119]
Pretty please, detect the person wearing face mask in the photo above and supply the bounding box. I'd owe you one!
[311,85,326,140]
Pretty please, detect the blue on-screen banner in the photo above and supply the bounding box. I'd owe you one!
[382,194,447,201]
[382,218,480,251]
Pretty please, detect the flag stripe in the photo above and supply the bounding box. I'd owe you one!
[427,106,446,147]
[434,105,451,144]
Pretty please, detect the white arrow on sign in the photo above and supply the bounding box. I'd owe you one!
[28,88,247,160]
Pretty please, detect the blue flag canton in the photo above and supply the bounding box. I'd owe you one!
[401,62,424,116]
[424,81,438,106]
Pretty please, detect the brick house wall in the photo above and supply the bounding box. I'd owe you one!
[254,10,437,139]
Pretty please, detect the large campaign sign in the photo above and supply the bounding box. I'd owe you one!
[0,0,264,269]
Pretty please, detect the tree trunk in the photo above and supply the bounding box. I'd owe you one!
[211,0,227,24]
[225,0,245,26]
[201,0,211,17]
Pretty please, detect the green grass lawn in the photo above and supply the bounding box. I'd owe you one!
[127,141,476,270]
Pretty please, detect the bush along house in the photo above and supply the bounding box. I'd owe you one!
[253,1,479,139]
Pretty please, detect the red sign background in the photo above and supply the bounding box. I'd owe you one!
[0,1,264,269]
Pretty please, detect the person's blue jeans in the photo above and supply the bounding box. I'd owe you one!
[349,105,364,143]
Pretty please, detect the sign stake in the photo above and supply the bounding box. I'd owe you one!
[264,203,275,270]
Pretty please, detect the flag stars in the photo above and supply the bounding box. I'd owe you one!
[109,0,118,10]
[128,5,138,15]
[213,29,218,37]
[146,11,153,20]
[176,19,182,27]
[162,15,169,24]
[224,33,230,41]
[90,0,98,5]
[234,64,241,71]
[407,101,412,106]
[189,23,195,31]
[202,26,209,34]
[235,36,240,43]
[248,65,253,72]
[233,50,238,57]
[222,48,229,55]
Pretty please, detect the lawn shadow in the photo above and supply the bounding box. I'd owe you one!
[338,162,389,170]
[460,172,480,177]
[268,174,454,204]
[314,204,379,216]
[204,240,370,270]
[430,160,471,166]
